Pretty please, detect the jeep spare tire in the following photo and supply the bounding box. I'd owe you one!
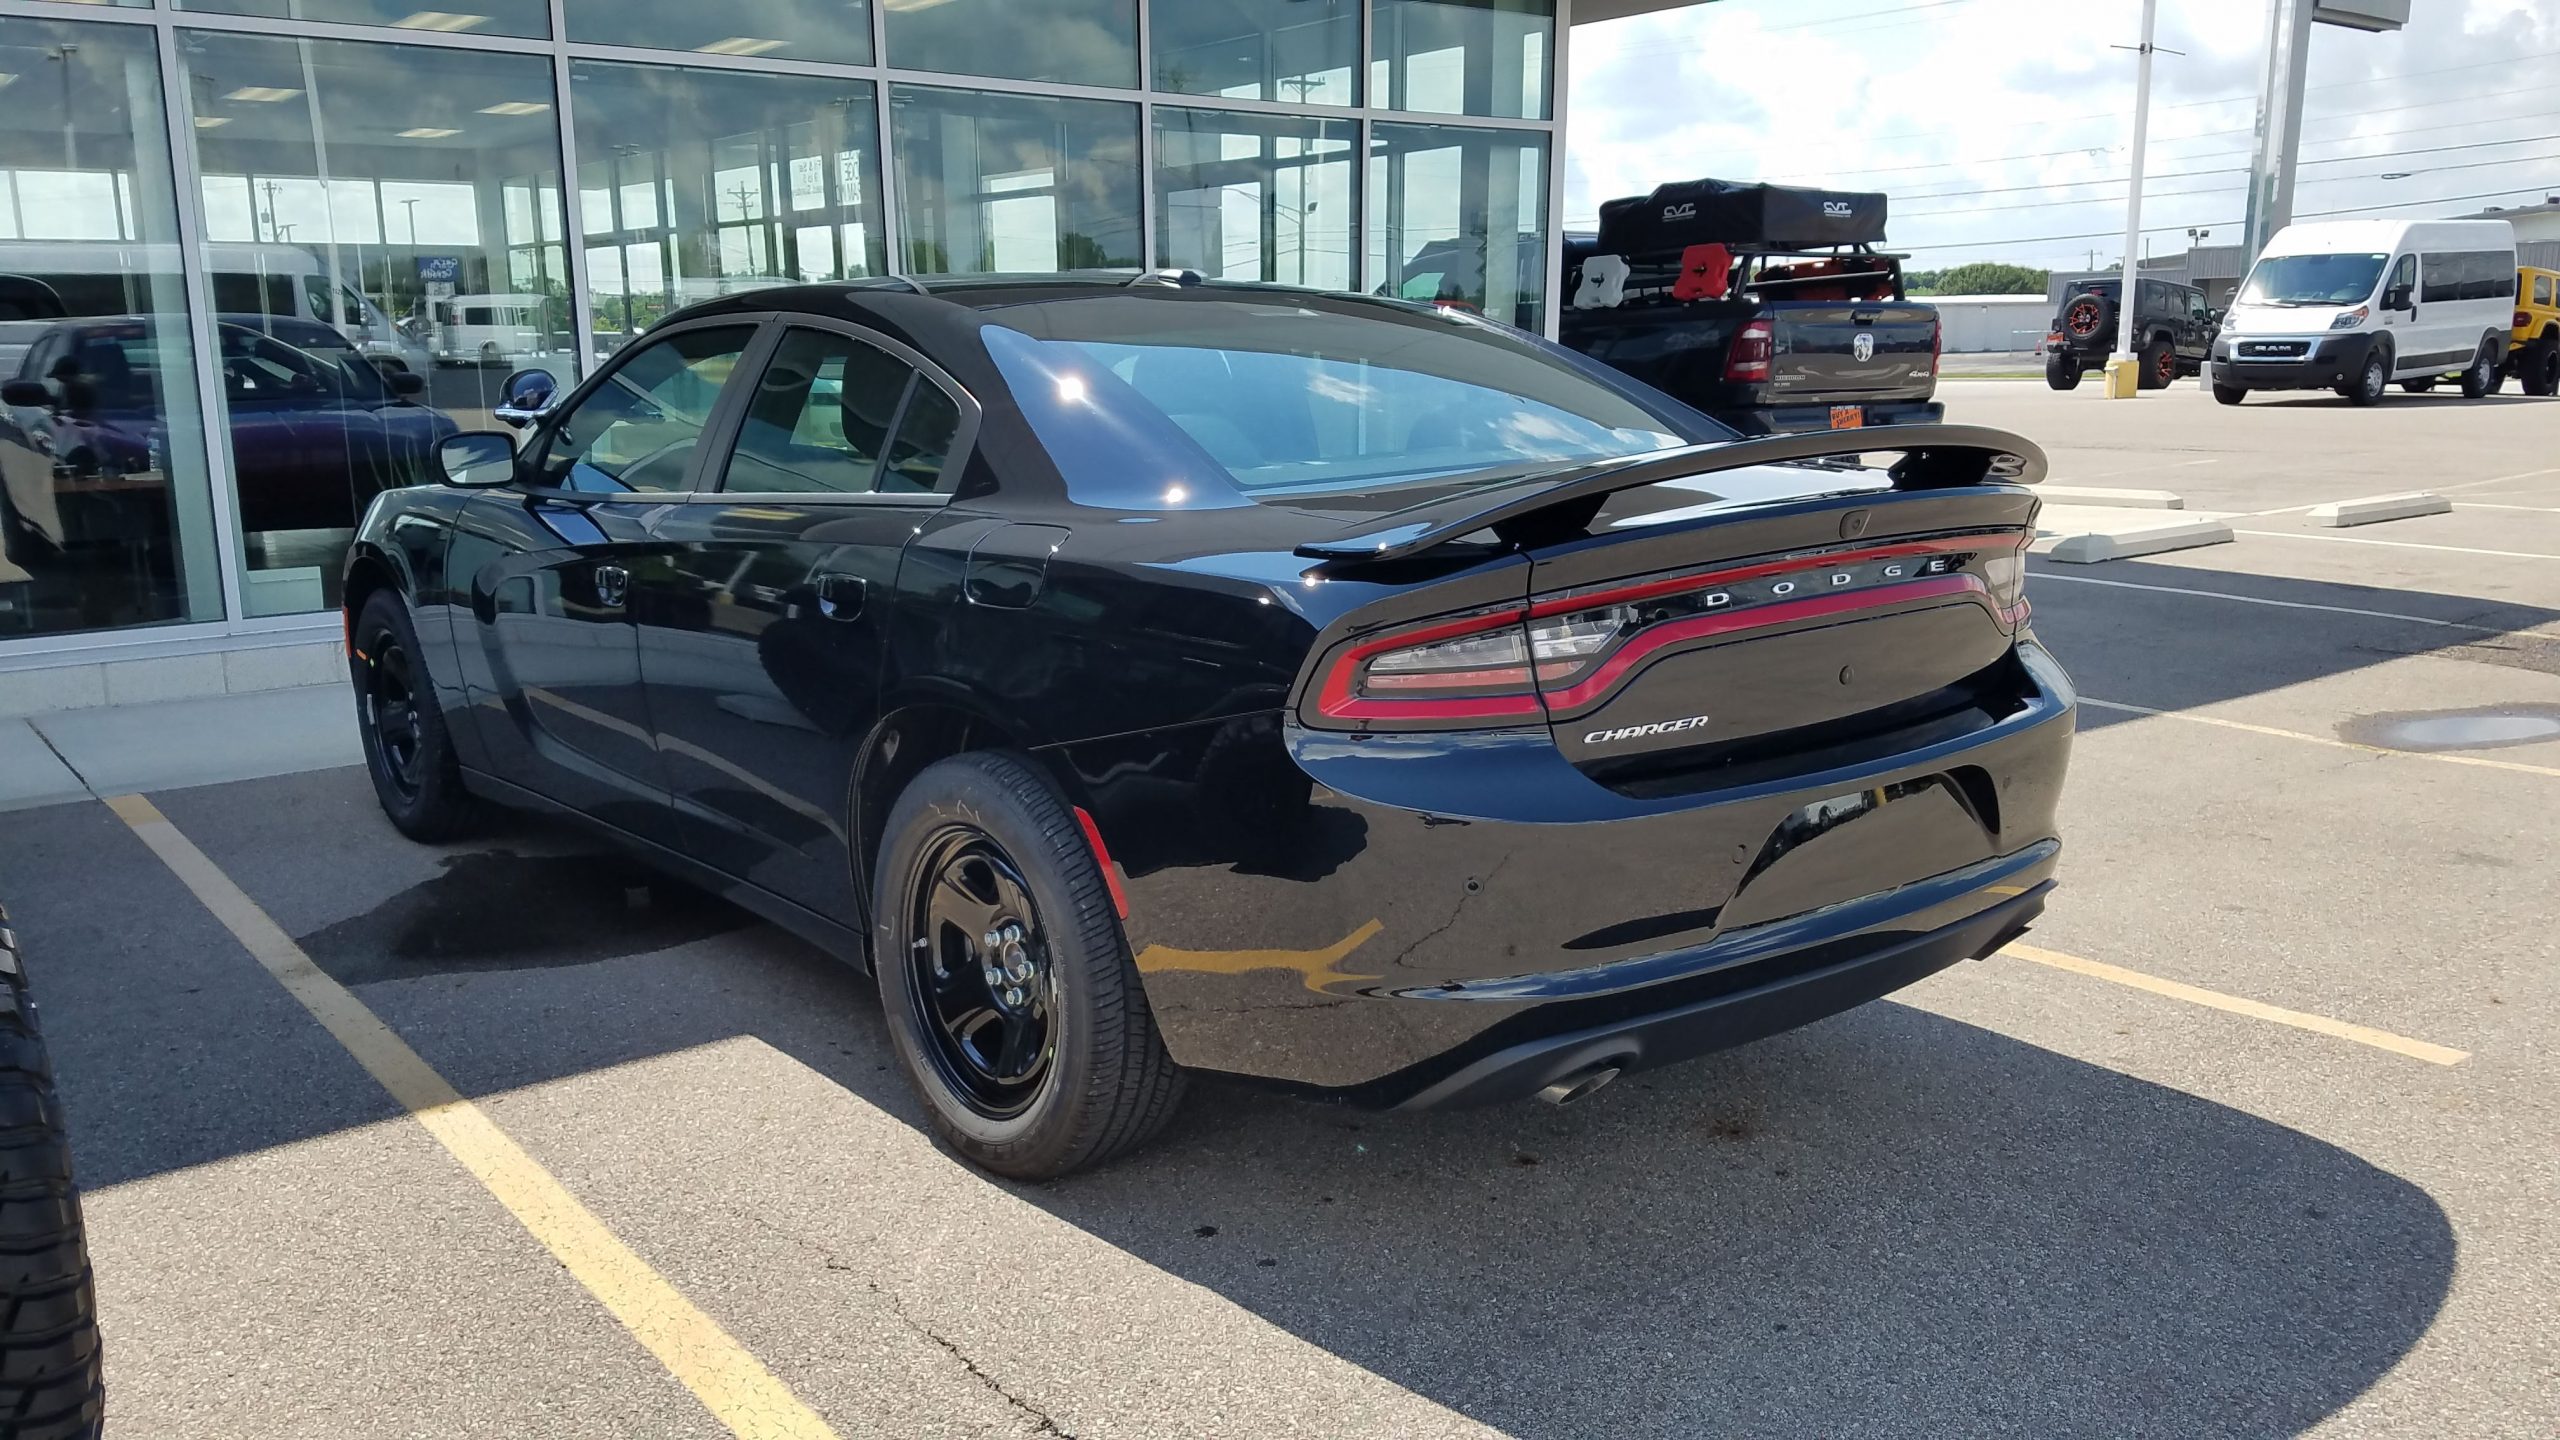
[2059,292,2113,347]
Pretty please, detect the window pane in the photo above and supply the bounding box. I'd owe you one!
[1373,0,1552,119]
[1155,108,1355,290]
[1369,123,1549,330]
[1152,0,1357,106]
[880,382,960,494]
[563,0,872,67]
[1,17,224,639]
[573,63,884,355]
[179,30,569,618]
[176,1,551,40]
[538,325,755,494]
[725,328,914,495]
[886,0,1136,88]
[891,87,1141,274]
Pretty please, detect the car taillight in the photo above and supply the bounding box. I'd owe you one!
[1313,538,2032,727]
[2519,310,2532,330]
[1725,317,1774,383]
[1932,315,1944,377]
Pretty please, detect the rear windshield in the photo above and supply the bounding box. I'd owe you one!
[983,294,1696,502]
[2242,253,2387,307]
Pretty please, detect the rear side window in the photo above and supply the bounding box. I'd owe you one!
[2422,251,2513,304]
[2539,276,2554,307]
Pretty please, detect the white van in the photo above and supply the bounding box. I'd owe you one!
[2212,218,2518,406]
[0,240,430,380]
[430,293,549,368]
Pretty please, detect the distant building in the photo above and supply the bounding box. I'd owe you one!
[2458,199,2560,246]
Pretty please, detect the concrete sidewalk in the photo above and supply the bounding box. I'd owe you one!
[0,685,359,812]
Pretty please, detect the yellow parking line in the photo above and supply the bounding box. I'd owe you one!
[105,794,842,1440]
[2004,943,2469,1067]
[2079,697,2560,781]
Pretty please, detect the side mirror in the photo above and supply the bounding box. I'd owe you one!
[435,430,519,489]
[389,370,427,397]
[493,367,558,429]
[0,380,49,408]
[2384,285,2414,312]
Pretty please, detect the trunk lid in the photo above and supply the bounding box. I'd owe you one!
[1762,300,1938,400]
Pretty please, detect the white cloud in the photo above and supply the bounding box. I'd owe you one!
[1567,0,2560,270]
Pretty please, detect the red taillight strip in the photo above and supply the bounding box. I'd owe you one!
[1539,573,1987,712]
[1316,605,1542,722]
[1525,537,1987,620]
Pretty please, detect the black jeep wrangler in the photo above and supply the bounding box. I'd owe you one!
[2045,277,2218,391]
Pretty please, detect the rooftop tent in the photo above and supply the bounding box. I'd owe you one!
[1595,179,1889,255]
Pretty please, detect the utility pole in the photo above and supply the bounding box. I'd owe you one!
[2242,0,2317,268]
[2111,0,2161,394]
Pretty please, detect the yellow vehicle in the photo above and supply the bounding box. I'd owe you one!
[2510,266,2560,396]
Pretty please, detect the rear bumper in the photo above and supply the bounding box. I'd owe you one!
[1721,400,1945,435]
[2211,333,2377,390]
[1057,641,2075,1099]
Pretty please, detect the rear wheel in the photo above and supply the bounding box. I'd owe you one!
[2460,341,2502,399]
[0,910,106,1440]
[2341,351,2389,407]
[2139,337,2176,391]
[2212,382,2249,406]
[873,753,1185,1180]
[2399,378,2438,394]
[352,590,481,843]
[2525,340,2560,398]
[2044,353,2083,391]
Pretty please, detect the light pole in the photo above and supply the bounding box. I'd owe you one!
[2110,0,2161,396]
[402,197,422,246]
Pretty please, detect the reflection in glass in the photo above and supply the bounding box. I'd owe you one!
[176,1,551,40]
[885,0,1136,89]
[892,88,1141,275]
[1151,0,1357,105]
[0,18,223,638]
[1373,0,1553,119]
[571,62,884,353]
[563,0,872,67]
[534,326,755,495]
[1155,109,1355,289]
[1369,123,1549,330]
[178,29,567,616]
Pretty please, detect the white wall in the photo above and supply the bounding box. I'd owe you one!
[1927,295,2050,353]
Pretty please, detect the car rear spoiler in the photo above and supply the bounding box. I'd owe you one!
[1294,423,2046,565]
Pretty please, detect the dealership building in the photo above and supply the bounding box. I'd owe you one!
[0,0,1727,706]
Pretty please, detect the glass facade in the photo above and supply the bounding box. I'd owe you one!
[0,0,1558,655]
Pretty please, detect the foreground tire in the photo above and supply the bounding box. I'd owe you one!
[351,590,482,843]
[2044,354,2083,391]
[0,910,105,1440]
[2341,351,2389,407]
[873,753,1185,1180]
[2460,342,2501,399]
[2212,383,2248,406]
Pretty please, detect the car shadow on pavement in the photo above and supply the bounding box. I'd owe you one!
[9,764,2455,1439]
[2025,557,2560,737]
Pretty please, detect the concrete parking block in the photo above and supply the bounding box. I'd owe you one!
[2033,506,2237,564]
[30,685,358,797]
[0,719,86,812]
[2307,492,2454,528]
[2041,486,2186,509]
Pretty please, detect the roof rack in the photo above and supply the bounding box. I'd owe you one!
[1128,268,1205,288]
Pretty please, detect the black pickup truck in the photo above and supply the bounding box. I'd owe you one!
[1561,179,1941,435]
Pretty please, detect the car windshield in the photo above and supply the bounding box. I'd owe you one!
[2241,253,2388,307]
[217,323,390,406]
[985,294,1696,502]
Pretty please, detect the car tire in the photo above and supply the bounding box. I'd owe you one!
[2044,354,2083,391]
[2212,383,2248,406]
[478,342,503,369]
[351,590,482,844]
[2460,341,2502,399]
[2342,350,2390,407]
[873,752,1185,1180]
[2139,337,2176,390]
[0,910,106,1440]
[2526,340,2560,398]
[2059,293,2113,349]
[2399,378,2437,394]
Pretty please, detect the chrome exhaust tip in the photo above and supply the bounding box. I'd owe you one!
[1536,1065,1622,1108]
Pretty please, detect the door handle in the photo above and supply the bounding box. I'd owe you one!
[593,564,630,611]
[815,572,865,622]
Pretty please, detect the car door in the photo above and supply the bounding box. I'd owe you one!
[2379,253,2420,370]
[2182,288,2213,361]
[633,319,976,922]
[453,319,762,847]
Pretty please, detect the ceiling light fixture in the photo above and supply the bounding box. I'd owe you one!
[194,116,231,129]
[477,99,550,115]
[696,37,790,56]
[223,86,303,103]
[397,127,462,139]
[0,75,16,92]
[392,10,490,30]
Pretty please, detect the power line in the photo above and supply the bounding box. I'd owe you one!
[1897,148,2560,220]
[1893,180,2560,254]
[1894,131,2560,213]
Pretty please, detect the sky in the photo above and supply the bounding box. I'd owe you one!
[1565,0,2560,272]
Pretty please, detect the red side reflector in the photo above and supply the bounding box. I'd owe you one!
[1073,806,1131,921]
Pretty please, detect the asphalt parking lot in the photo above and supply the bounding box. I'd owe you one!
[5,376,2557,1438]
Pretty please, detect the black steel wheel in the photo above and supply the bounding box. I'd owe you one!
[351,590,481,843]
[874,752,1185,1179]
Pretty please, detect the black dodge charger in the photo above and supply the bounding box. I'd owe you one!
[344,274,2074,1179]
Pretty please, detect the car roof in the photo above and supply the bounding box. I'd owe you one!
[655,272,1427,326]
